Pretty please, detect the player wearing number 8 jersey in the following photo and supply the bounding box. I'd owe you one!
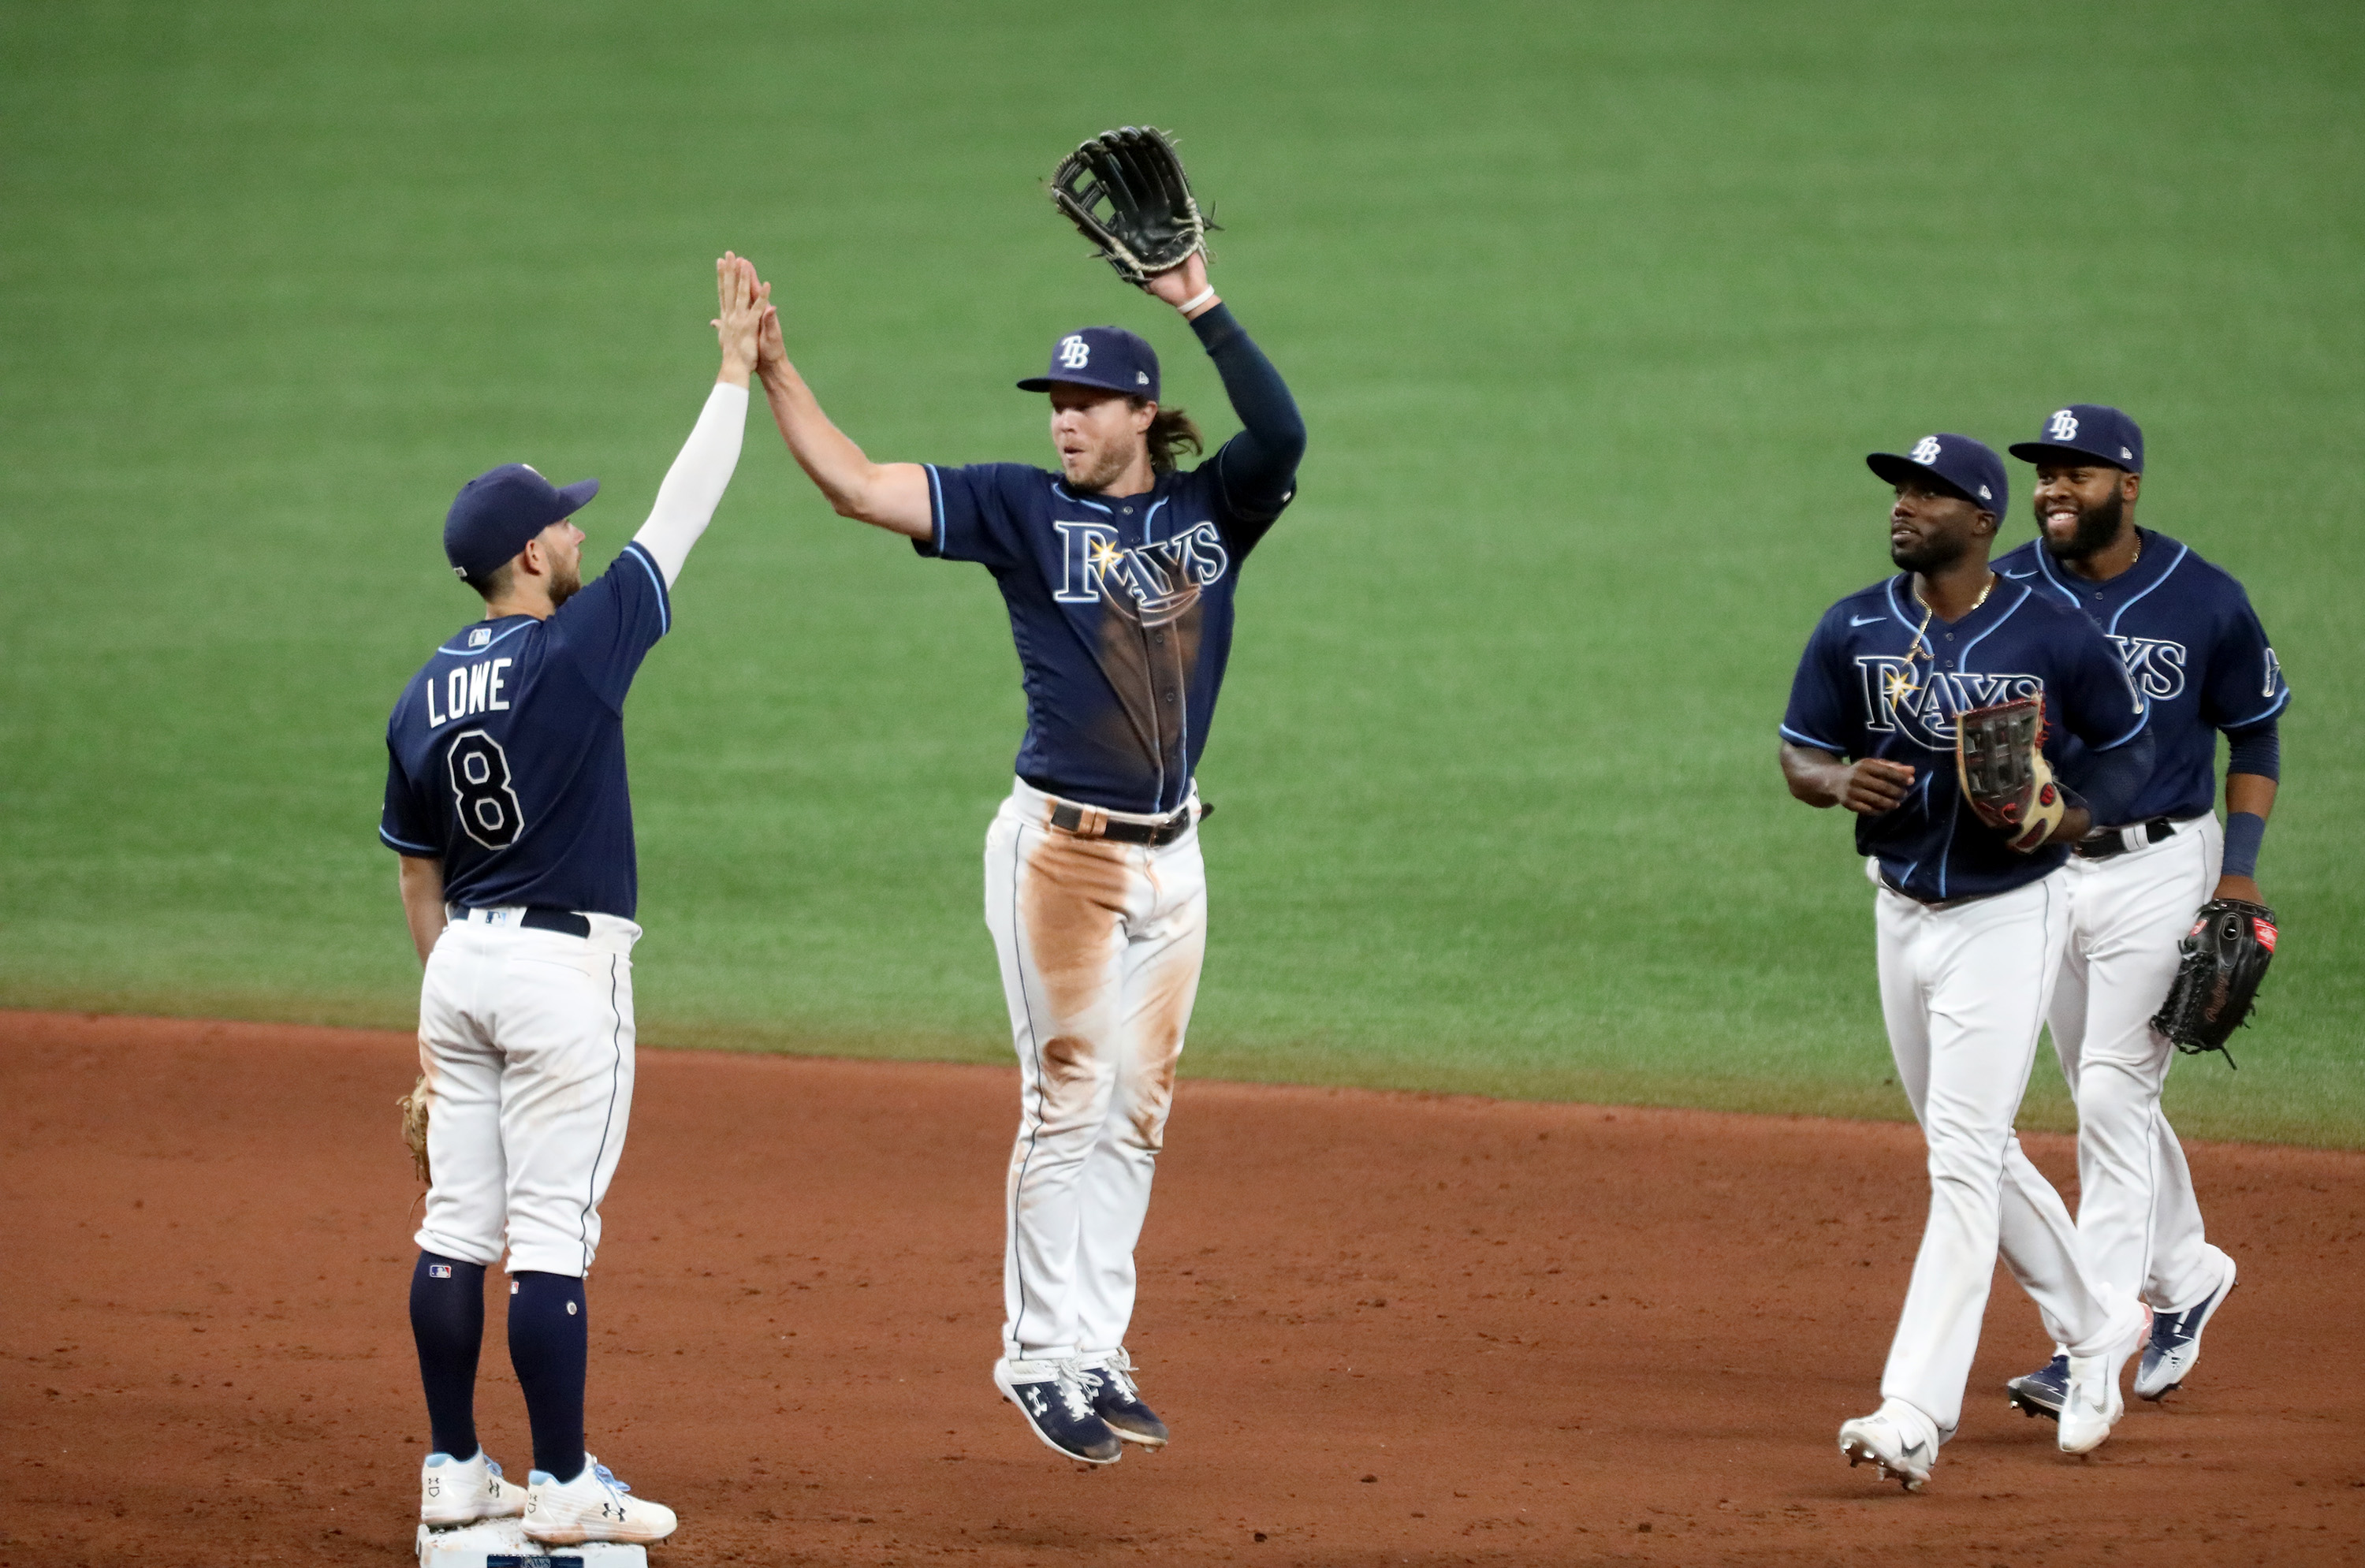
[377,255,767,1546]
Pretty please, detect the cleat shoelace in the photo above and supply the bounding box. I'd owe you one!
[591,1462,633,1495]
[1047,1361,1097,1421]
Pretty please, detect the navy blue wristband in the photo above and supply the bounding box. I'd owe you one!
[2222,811,2266,880]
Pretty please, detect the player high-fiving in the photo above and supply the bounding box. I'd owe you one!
[381,254,767,1548]
[752,127,1306,1465]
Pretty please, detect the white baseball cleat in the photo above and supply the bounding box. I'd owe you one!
[521,1454,678,1545]
[1838,1399,1938,1492]
[419,1448,526,1526]
[2059,1302,2149,1455]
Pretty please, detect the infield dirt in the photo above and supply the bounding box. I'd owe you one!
[6,1011,2360,1566]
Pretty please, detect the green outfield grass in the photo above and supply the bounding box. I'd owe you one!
[3,1,2358,1145]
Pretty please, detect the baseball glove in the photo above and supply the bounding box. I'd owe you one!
[1049,126,1215,286]
[2152,899,2277,1060]
[397,1075,432,1185]
[1956,696,2067,853]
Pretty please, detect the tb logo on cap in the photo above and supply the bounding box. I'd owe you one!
[2047,409,2080,440]
[1057,334,1091,370]
[1911,436,1942,464]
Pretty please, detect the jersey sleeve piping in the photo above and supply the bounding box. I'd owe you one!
[923,464,948,557]
[1778,722,1846,753]
[2218,686,2292,732]
[379,825,441,855]
[620,540,671,635]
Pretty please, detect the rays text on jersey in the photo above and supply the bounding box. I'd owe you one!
[1052,520,1230,623]
[1856,657,2043,747]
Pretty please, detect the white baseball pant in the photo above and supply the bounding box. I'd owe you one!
[2049,812,2231,1314]
[1872,869,2140,1435]
[984,778,1207,1363]
[413,910,643,1279]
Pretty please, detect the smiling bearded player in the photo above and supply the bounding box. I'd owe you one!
[750,234,1304,1459]
[1779,434,2160,1491]
[1987,406,2288,1424]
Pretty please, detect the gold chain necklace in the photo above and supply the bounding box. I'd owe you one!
[1886,572,1995,707]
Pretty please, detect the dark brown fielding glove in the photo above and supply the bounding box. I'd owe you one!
[2152,899,2277,1061]
[1956,696,2067,852]
[1050,126,1214,285]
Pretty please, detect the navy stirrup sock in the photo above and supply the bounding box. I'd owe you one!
[507,1272,589,1482]
[409,1252,486,1459]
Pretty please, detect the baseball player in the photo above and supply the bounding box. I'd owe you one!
[381,255,767,1543]
[1779,434,2159,1491]
[751,245,1305,1462]
[1988,406,2286,1421]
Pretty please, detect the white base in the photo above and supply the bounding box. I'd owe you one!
[416,1518,649,1568]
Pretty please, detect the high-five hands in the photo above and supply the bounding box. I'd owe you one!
[711,252,769,386]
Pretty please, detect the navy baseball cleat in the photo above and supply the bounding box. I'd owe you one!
[1082,1350,1169,1447]
[2006,1354,2069,1421]
[994,1358,1123,1464]
[2136,1252,2237,1401]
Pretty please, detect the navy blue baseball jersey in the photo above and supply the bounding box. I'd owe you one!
[917,459,1289,814]
[378,540,671,917]
[1782,575,2151,903]
[1995,529,2288,824]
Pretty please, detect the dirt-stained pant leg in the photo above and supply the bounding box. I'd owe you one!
[1075,835,1207,1358]
[985,801,1132,1361]
[1875,873,2129,1434]
[2049,814,2222,1311]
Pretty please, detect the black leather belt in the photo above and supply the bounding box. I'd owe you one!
[458,905,591,937]
[1047,801,1202,847]
[2072,817,2180,862]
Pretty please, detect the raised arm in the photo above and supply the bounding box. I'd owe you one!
[754,299,933,542]
[633,252,765,586]
[1146,255,1305,512]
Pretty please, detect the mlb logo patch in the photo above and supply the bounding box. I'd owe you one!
[468,626,492,649]
[428,1264,453,1279]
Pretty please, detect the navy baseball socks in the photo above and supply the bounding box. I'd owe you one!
[410,1253,524,1525]
[506,1273,679,1545]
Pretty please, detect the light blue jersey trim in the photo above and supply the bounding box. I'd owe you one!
[2090,705,2150,752]
[621,541,671,635]
[1141,495,1168,547]
[2220,687,2292,732]
[437,619,535,657]
[1051,482,1115,515]
[925,464,947,555]
[2105,542,2188,635]
[380,825,440,855]
[2030,548,2083,609]
[1778,723,1846,753]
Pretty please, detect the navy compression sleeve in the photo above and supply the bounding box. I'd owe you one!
[2224,717,2281,780]
[2073,727,2155,829]
[1190,304,1305,512]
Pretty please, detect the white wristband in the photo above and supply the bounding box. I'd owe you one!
[1179,285,1218,315]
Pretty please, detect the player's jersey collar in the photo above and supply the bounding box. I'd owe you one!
[436,614,539,657]
[2025,527,2188,628]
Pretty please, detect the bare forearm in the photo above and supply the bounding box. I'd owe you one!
[2226,773,2277,822]
[1781,743,1849,808]
[397,856,446,966]
[758,361,929,538]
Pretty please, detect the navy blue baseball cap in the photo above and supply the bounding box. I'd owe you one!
[2009,404,2143,474]
[1867,433,2008,518]
[1016,326,1160,401]
[443,463,600,579]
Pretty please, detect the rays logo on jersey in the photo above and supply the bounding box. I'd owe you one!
[2110,634,2188,700]
[1856,658,2043,747]
[1052,520,1231,624]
